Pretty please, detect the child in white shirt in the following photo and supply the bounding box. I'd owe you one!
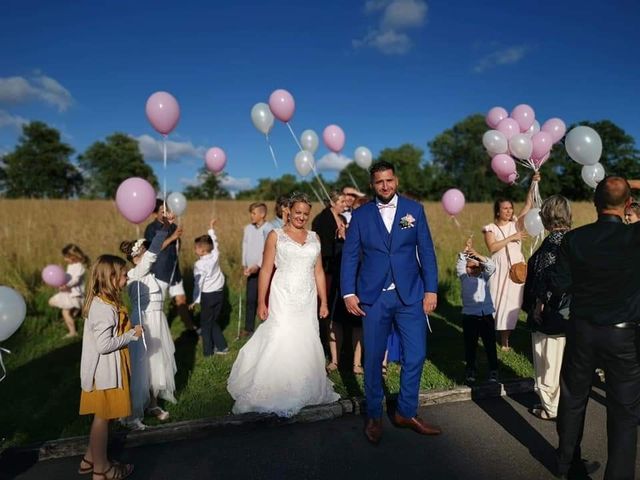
[192,219,228,356]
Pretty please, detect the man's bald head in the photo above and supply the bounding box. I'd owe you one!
[594,176,631,212]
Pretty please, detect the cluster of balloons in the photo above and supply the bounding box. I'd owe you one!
[251,89,373,179]
[0,286,26,345]
[565,126,605,189]
[483,104,566,183]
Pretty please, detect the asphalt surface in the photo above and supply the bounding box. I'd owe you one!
[4,385,638,480]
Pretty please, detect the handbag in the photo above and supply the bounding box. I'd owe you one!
[495,223,527,284]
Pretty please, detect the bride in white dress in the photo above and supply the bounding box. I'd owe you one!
[227,193,340,417]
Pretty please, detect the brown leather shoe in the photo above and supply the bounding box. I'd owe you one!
[393,412,442,435]
[364,418,383,445]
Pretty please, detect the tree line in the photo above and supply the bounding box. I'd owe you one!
[1,116,638,201]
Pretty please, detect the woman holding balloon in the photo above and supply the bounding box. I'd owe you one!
[483,173,540,351]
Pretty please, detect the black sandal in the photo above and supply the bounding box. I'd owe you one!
[93,463,133,480]
[78,457,93,475]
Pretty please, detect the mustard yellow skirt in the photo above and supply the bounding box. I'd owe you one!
[79,349,131,419]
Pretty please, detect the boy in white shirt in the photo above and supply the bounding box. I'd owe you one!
[192,219,228,356]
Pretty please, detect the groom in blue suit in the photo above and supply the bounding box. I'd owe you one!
[341,160,441,444]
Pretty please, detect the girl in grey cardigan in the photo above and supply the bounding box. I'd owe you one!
[78,255,142,479]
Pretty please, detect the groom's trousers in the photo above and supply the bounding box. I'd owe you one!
[362,289,426,419]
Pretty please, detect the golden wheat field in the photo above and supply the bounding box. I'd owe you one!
[0,198,597,302]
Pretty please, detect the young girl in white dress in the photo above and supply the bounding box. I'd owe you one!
[120,222,177,429]
[227,193,340,417]
[48,244,89,338]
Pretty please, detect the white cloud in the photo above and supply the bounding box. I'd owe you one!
[219,175,252,192]
[316,153,353,172]
[135,134,206,162]
[381,0,427,30]
[474,46,527,73]
[354,0,427,55]
[0,74,73,111]
[0,110,28,131]
[354,30,412,55]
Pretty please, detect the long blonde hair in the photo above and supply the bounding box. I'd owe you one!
[82,254,127,318]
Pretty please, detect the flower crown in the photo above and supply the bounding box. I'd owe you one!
[131,238,146,257]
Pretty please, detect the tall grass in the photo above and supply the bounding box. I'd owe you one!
[0,199,598,448]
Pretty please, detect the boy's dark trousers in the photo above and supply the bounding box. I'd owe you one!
[245,271,259,332]
[200,290,227,355]
[463,314,498,371]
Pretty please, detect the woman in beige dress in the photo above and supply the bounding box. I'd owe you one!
[483,174,539,350]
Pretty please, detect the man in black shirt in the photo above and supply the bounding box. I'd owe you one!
[145,199,196,333]
[551,176,640,479]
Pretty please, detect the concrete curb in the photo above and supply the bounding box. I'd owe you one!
[3,378,533,462]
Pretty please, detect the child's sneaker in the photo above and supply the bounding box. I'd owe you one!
[122,418,147,431]
[214,347,229,355]
[465,369,476,384]
[488,370,499,383]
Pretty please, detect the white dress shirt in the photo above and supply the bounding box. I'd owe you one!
[193,229,225,304]
[377,194,398,233]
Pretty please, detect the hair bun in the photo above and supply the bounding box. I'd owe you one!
[119,240,133,256]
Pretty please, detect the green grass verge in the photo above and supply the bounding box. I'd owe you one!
[0,285,534,450]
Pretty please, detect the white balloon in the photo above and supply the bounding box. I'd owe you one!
[508,133,533,161]
[581,162,605,189]
[354,146,373,169]
[300,129,319,154]
[167,191,187,216]
[524,208,544,237]
[294,150,315,177]
[524,120,540,137]
[482,130,508,155]
[565,126,602,166]
[250,102,274,135]
[0,286,27,342]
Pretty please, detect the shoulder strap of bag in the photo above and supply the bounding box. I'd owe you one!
[494,223,513,268]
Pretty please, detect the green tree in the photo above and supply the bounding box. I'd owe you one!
[78,133,158,198]
[1,121,83,198]
[334,163,371,195]
[236,173,331,203]
[183,168,230,199]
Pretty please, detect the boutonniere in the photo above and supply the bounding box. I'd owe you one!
[399,213,416,229]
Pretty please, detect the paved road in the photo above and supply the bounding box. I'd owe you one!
[4,386,638,480]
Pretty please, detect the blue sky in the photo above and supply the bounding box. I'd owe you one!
[1,0,638,195]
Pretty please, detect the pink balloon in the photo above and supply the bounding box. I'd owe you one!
[323,124,346,153]
[268,89,295,122]
[541,118,567,143]
[145,91,180,135]
[533,151,550,170]
[511,104,535,132]
[531,131,553,160]
[441,188,465,216]
[115,177,157,224]
[42,264,67,287]
[205,147,227,173]
[496,118,520,140]
[498,171,518,184]
[491,154,517,177]
[486,107,508,129]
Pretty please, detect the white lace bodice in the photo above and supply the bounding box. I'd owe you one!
[272,228,320,301]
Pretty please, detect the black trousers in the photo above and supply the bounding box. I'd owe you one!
[245,271,259,332]
[462,314,498,371]
[200,291,227,356]
[557,319,640,479]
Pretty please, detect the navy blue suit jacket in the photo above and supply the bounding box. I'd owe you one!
[340,196,438,306]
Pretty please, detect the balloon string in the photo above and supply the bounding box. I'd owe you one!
[311,166,331,202]
[307,181,324,204]
[265,133,278,168]
[136,224,140,238]
[236,279,242,341]
[286,122,304,151]
[163,136,168,211]
[450,215,461,228]
[136,280,147,351]
[0,347,10,383]
[347,170,360,190]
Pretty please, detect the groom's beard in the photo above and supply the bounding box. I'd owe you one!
[376,193,395,204]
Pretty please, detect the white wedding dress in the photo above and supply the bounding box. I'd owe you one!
[227,228,340,417]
